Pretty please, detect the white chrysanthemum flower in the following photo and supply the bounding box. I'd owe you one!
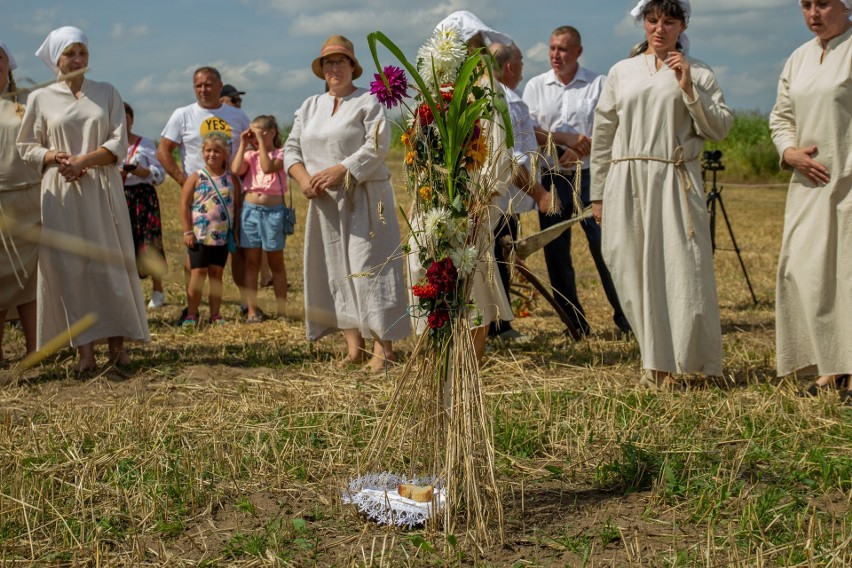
[423,207,451,237]
[450,246,478,276]
[417,26,467,86]
[448,217,472,247]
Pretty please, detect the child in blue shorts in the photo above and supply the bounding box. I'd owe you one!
[232,115,290,322]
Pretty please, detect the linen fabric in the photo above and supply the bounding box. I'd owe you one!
[522,67,606,171]
[16,79,150,348]
[434,11,513,46]
[769,27,852,376]
[35,26,88,74]
[284,88,409,342]
[160,102,250,176]
[590,55,732,375]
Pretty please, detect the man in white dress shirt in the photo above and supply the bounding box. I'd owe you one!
[523,26,629,336]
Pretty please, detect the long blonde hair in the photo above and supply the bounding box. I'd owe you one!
[7,70,24,118]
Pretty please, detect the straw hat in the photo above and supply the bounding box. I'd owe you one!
[311,35,363,80]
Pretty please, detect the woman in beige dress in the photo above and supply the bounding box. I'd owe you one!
[590,0,732,387]
[769,0,852,402]
[17,26,149,373]
[0,41,41,362]
[284,35,409,371]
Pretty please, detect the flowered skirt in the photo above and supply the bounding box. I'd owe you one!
[123,183,166,278]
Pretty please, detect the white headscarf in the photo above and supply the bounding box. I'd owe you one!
[800,0,852,18]
[0,41,17,71]
[434,11,514,46]
[35,26,88,74]
[631,0,692,53]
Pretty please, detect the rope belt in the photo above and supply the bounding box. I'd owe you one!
[609,146,699,238]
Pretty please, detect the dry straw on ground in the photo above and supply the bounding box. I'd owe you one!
[0,151,849,566]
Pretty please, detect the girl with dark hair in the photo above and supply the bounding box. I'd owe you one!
[590,0,732,388]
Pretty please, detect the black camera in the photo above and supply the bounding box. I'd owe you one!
[122,163,136,173]
[702,150,724,172]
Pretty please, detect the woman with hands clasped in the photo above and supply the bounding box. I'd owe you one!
[589,0,732,388]
[17,26,149,373]
[769,0,852,403]
[284,35,408,372]
[231,115,289,322]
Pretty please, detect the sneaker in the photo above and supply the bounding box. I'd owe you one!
[239,305,249,317]
[147,291,165,309]
[180,314,198,329]
[209,314,226,326]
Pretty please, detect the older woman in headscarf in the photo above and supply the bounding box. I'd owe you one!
[590,0,732,388]
[284,35,409,372]
[769,0,852,402]
[17,26,149,373]
[0,41,41,363]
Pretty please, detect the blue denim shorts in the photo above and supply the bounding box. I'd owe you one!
[240,201,286,251]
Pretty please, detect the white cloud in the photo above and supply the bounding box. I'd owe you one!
[109,23,151,42]
[525,42,548,65]
[277,68,317,91]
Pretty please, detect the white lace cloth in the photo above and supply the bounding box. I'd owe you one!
[342,472,446,528]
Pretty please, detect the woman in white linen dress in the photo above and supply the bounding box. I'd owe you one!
[590,0,732,387]
[284,35,408,372]
[769,0,852,401]
[17,26,149,373]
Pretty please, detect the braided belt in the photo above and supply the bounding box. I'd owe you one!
[609,146,699,238]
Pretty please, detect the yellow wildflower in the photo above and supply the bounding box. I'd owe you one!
[405,151,416,165]
[419,186,432,201]
[465,138,488,171]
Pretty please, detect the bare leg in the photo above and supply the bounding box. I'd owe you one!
[152,276,164,294]
[231,248,248,308]
[243,248,263,319]
[260,253,273,287]
[366,340,396,372]
[208,265,225,318]
[815,374,844,387]
[472,326,488,367]
[75,342,97,373]
[342,329,366,364]
[107,336,130,366]
[17,300,37,355]
[187,268,207,319]
[266,250,288,318]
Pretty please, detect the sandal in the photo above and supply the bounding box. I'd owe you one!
[798,374,849,397]
[209,314,226,326]
[246,313,266,324]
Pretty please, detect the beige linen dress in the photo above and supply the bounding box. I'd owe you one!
[284,88,409,342]
[769,27,852,377]
[17,79,150,348]
[0,97,42,310]
[590,55,732,375]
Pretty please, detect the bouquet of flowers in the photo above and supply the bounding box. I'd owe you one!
[367,27,513,339]
[352,27,512,543]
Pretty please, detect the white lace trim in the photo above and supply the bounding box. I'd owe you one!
[342,472,446,528]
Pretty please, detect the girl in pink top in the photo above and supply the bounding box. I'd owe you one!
[232,115,289,321]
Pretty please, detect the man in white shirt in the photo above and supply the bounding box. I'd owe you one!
[488,42,551,340]
[523,26,629,336]
[158,67,251,321]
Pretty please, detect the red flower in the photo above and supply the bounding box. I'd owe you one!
[427,304,451,329]
[416,103,434,126]
[426,257,458,293]
[412,279,439,299]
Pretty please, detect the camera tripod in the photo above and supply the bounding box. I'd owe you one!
[703,154,758,305]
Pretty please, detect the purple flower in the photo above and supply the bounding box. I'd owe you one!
[370,65,409,108]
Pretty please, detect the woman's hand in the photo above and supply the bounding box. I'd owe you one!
[57,154,89,182]
[665,51,694,101]
[783,146,831,185]
[592,201,603,226]
[183,232,197,248]
[309,164,347,194]
[557,145,583,167]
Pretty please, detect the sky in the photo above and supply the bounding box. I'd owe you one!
[1,0,815,139]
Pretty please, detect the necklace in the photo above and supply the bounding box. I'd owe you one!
[643,53,662,76]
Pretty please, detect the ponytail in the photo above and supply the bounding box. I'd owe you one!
[7,71,24,118]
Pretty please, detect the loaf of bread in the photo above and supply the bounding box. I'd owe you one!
[398,483,434,503]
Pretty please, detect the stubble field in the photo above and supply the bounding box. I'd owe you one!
[0,149,850,566]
